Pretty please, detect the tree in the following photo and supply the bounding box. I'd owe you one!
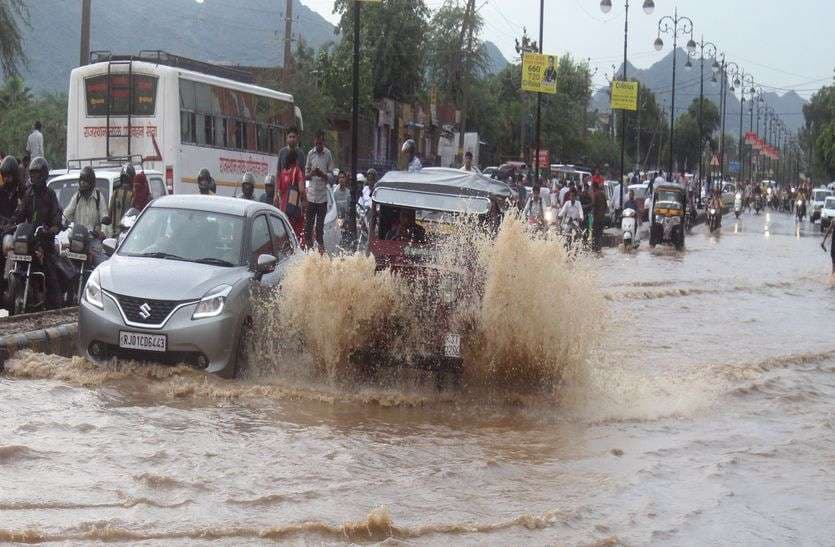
[0,79,67,167]
[0,0,28,76]
[0,75,32,107]
[803,82,835,180]
[425,1,487,104]
[616,82,666,169]
[332,0,429,102]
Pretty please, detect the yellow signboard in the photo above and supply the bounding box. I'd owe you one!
[610,81,638,111]
[521,52,557,95]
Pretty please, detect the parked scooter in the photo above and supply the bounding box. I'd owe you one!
[4,223,48,315]
[621,208,638,249]
[734,193,743,219]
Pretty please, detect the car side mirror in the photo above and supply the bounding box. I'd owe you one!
[254,254,277,279]
[102,238,117,256]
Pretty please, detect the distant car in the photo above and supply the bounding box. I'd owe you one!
[78,195,301,378]
[483,166,498,179]
[820,196,835,231]
[809,187,833,222]
[49,168,167,248]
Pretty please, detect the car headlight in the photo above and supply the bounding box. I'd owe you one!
[736,193,741,199]
[192,284,232,320]
[709,208,717,215]
[797,200,802,206]
[85,269,104,309]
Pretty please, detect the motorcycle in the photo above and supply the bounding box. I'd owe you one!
[753,196,763,215]
[57,223,103,306]
[734,193,743,219]
[562,217,584,253]
[707,207,721,232]
[621,207,638,249]
[796,198,806,222]
[4,223,49,315]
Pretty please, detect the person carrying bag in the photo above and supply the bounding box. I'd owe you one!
[276,148,306,242]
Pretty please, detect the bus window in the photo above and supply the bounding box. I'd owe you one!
[214,117,228,148]
[198,114,213,146]
[257,124,270,153]
[234,120,245,150]
[181,111,196,144]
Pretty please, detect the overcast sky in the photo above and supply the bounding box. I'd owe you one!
[302,0,834,100]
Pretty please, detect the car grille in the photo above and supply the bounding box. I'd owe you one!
[110,293,190,325]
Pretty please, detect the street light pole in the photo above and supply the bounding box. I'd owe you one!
[654,7,695,181]
[687,36,717,206]
[600,0,655,214]
[534,0,544,188]
[719,58,734,187]
[727,65,754,183]
[348,0,361,243]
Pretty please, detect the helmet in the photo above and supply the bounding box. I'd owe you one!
[264,174,275,188]
[0,156,19,188]
[241,172,255,197]
[28,156,49,190]
[117,163,135,189]
[356,173,366,184]
[79,166,95,195]
[197,168,214,194]
[401,139,416,154]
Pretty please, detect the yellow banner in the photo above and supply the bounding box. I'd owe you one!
[521,52,557,94]
[610,81,638,111]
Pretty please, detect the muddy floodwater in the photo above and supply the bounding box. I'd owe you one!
[2,212,834,545]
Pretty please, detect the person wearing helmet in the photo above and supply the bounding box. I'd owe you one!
[197,168,215,195]
[63,166,110,235]
[14,156,63,309]
[110,164,135,234]
[402,139,421,172]
[0,155,23,223]
[260,174,275,204]
[240,172,256,200]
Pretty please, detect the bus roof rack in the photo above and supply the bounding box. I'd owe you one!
[66,155,145,171]
[89,50,256,85]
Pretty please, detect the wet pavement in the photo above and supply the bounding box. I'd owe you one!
[1,210,834,545]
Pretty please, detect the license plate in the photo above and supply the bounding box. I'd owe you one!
[444,333,461,358]
[65,251,88,261]
[9,253,31,262]
[119,331,167,352]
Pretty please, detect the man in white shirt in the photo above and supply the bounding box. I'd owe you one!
[26,121,44,159]
[558,190,584,225]
[559,183,571,206]
[304,130,336,252]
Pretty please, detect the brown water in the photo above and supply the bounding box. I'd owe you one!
[2,211,835,545]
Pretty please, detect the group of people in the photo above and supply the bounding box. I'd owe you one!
[517,168,610,251]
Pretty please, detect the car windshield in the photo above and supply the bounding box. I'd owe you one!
[630,186,647,199]
[825,197,835,208]
[48,177,110,210]
[656,190,682,205]
[814,190,831,201]
[119,207,245,267]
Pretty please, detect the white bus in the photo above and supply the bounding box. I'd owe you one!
[66,51,303,197]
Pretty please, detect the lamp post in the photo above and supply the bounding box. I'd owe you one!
[686,36,717,206]
[718,57,736,187]
[727,65,754,183]
[601,0,655,213]
[654,7,695,181]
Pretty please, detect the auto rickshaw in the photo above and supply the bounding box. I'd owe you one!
[648,182,686,250]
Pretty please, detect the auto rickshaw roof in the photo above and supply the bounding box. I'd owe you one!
[653,182,686,194]
[376,168,513,199]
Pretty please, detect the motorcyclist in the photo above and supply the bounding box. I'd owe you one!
[260,174,275,204]
[63,166,110,234]
[524,185,546,230]
[14,157,63,309]
[197,168,215,195]
[240,172,256,200]
[709,188,723,229]
[558,189,584,227]
[402,139,422,172]
[110,164,135,234]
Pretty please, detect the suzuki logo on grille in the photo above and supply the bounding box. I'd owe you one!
[139,302,152,320]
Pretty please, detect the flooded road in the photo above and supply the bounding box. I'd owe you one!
[2,211,834,545]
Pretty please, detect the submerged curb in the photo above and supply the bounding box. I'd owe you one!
[0,318,78,371]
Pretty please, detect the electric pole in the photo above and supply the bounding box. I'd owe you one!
[457,0,476,166]
[80,0,92,66]
[283,0,294,79]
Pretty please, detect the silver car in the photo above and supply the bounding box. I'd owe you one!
[78,195,300,377]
